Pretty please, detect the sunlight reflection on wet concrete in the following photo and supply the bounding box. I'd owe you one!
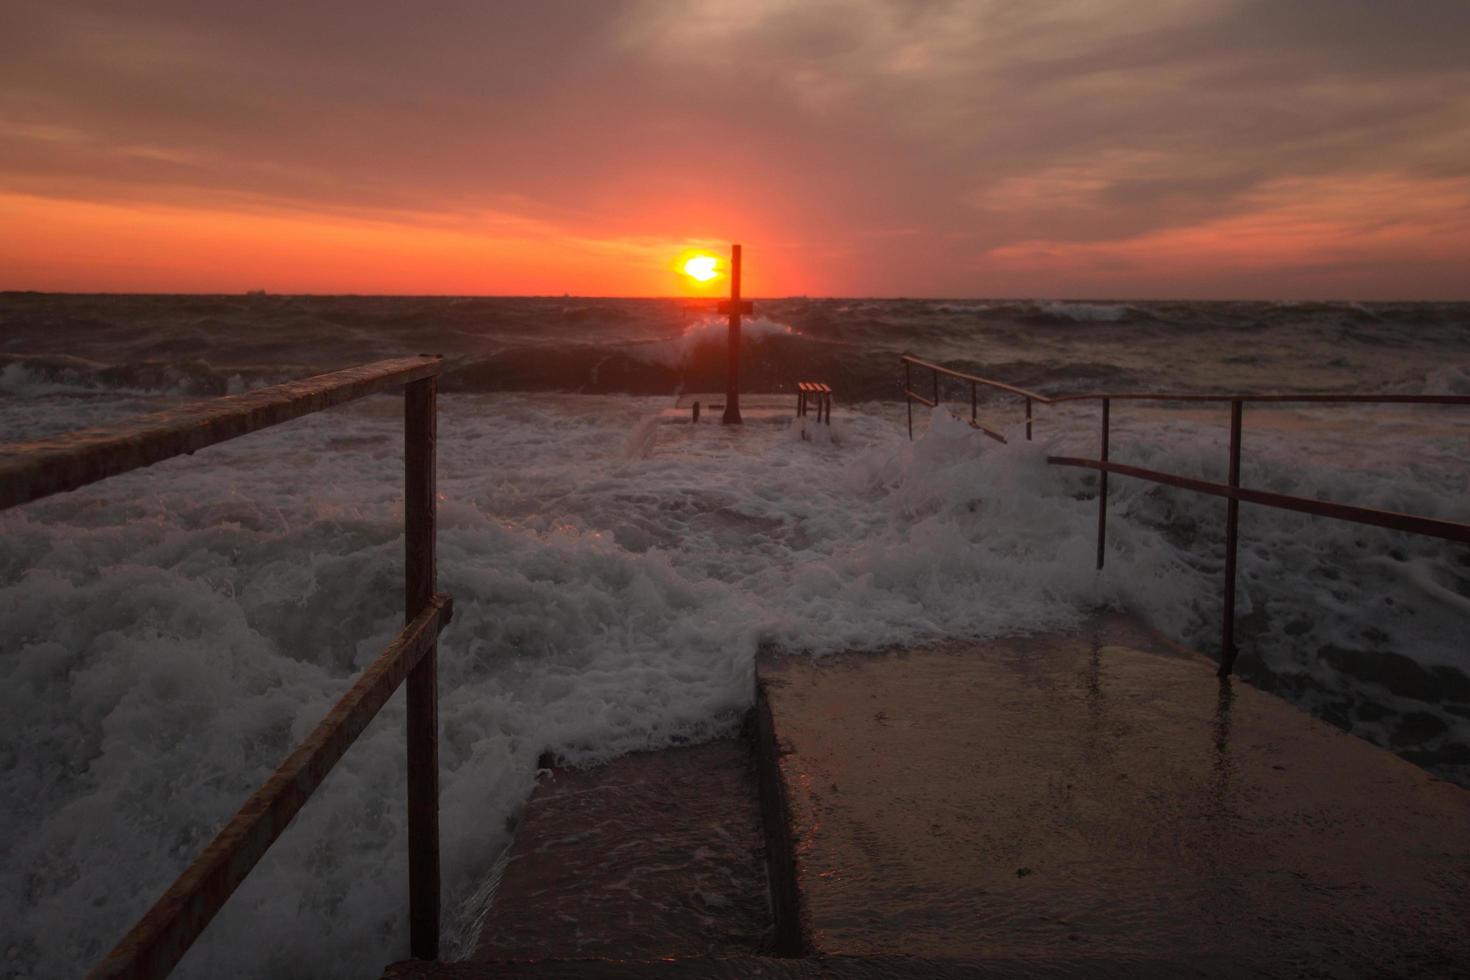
[758,614,1470,975]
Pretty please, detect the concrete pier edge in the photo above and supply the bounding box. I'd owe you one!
[749,684,806,956]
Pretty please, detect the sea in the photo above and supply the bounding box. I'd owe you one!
[2,293,1468,978]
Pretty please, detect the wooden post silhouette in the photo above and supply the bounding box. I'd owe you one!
[719,244,752,424]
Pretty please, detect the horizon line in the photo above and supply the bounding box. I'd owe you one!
[4,289,1468,305]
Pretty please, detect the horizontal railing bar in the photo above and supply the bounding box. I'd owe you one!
[905,398,1009,443]
[966,417,1008,443]
[901,354,1048,403]
[0,355,444,512]
[904,389,937,408]
[1048,456,1470,544]
[88,593,454,980]
[1047,392,1470,405]
[903,353,1470,409]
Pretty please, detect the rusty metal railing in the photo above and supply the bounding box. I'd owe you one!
[0,355,452,979]
[900,352,1470,676]
[901,353,1038,444]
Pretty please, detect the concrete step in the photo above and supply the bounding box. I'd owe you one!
[465,738,773,962]
[384,952,1247,979]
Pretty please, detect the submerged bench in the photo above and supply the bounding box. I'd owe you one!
[797,382,832,425]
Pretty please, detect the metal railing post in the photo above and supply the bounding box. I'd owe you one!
[1096,397,1110,570]
[36,358,456,980]
[404,375,440,959]
[1025,397,1033,441]
[971,381,977,423]
[722,243,744,425]
[905,359,913,439]
[932,368,940,412]
[1219,400,1243,677]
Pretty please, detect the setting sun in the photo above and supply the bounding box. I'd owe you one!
[682,254,719,282]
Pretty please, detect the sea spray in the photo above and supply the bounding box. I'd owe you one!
[3,394,1469,976]
[0,397,1112,976]
[2,293,1469,977]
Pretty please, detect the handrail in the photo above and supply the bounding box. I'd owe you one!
[899,353,1048,403]
[1048,391,1470,405]
[89,595,453,980]
[899,352,1470,677]
[902,388,937,408]
[0,356,451,978]
[897,353,1470,408]
[0,355,443,511]
[1048,456,1470,544]
[901,355,1020,443]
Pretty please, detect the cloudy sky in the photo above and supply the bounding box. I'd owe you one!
[2,0,1468,297]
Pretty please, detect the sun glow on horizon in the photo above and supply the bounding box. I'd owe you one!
[681,254,719,282]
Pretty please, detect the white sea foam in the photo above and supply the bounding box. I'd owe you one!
[630,314,796,369]
[0,361,95,397]
[1036,301,1133,322]
[1,392,1467,978]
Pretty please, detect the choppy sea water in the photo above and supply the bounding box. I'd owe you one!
[1,294,1468,978]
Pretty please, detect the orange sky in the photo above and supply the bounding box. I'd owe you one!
[0,191,774,296]
[3,2,1469,299]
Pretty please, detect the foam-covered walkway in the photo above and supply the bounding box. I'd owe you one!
[386,615,1470,978]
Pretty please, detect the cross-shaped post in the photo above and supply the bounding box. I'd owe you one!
[717,243,753,425]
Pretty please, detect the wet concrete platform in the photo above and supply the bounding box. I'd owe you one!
[388,615,1470,978]
[758,614,1470,975]
[467,739,771,962]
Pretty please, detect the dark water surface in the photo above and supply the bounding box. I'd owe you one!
[4,293,1468,402]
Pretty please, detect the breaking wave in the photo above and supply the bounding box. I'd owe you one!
[1,292,1469,978]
